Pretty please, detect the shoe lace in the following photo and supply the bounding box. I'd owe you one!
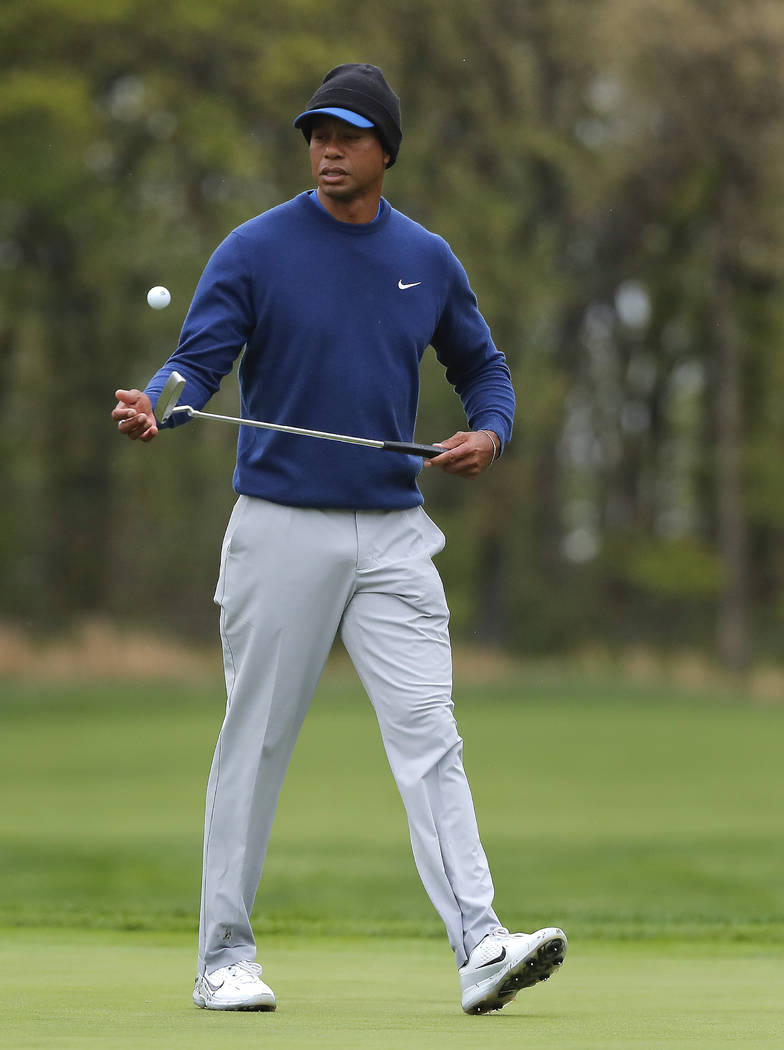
[226,960,264,982]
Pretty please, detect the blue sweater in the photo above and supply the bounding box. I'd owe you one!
[145,191,515,510]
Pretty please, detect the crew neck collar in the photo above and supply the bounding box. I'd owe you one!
[302,190,390,233]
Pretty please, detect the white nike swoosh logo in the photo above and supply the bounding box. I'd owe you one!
[398,280,422,290]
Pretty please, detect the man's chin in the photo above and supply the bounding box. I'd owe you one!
[319,182,354,200]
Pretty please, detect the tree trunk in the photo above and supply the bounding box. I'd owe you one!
[713,254,749,671]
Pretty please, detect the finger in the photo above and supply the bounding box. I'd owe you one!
[112,390,140,422]
[431,446,465,473]
[431,437,487,477]
[423,446,444,468]
[426,432,464,457]
[118,412,154,440]
[139,423,158,442]
[425,446,461,472]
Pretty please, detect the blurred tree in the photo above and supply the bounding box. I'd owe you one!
[589,0,784,668]
[372,0,610,647]
[2,0,784,671]
[0,0,336,630]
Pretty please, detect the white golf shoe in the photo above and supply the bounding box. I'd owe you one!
[459,927,567,1014]
[193,960,276,1011]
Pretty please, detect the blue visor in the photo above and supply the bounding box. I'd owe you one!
[293,106,374,129]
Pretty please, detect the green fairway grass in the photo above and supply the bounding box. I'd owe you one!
[2,930,782,1049]
[1,666,782,940]
[1,662,783,1046]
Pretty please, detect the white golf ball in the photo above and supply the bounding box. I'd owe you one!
[147,285,171,310]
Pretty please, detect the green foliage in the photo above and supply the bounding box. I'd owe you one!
[2,0,784,664]
[622,537,722,598]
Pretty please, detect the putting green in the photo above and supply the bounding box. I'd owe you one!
[2,671,782,1046]
[1,928,782,1049]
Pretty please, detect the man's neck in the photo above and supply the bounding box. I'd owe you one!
[315,188,382,225]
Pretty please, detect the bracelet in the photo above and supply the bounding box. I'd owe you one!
[480,430,499,464]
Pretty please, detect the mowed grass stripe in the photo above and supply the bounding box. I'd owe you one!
[1,670,782,941]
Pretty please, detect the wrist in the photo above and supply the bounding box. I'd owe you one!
[479,430,499,464]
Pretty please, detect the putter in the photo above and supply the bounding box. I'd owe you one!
[155,371,445,459]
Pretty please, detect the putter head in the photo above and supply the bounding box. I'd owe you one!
[155,370,187,422]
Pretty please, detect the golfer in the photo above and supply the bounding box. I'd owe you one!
[113,63,566,1014]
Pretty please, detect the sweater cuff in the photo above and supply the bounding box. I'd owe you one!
[473,417,510,456]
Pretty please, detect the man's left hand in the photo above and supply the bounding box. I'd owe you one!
[424,430,499,478]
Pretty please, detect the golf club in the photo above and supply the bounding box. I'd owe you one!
[154,371,446,459]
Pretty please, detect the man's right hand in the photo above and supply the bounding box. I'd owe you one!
[112,388,158,442]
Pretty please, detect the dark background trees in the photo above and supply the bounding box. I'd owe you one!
[2,0,783,671]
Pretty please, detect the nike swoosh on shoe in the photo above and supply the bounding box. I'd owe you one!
[477,946,507,968]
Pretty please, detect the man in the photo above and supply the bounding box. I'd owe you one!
[113,63,566,1015]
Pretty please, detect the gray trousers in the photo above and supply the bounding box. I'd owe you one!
[198,496,501,975]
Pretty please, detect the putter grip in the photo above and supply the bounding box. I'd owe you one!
[382,440,445,459]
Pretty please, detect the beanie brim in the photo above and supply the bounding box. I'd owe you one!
[293,106,374,130]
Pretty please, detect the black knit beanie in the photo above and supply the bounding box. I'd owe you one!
[294,63,402,167]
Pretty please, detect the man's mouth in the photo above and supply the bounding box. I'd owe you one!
[320,167,349,181]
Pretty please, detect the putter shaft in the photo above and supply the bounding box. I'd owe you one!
[156,371,444,459]
[168,405,444,459]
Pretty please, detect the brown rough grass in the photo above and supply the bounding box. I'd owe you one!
[0,619,220,682]
[1,620,781,702]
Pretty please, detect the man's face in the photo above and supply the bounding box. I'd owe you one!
[309,116,390,206]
